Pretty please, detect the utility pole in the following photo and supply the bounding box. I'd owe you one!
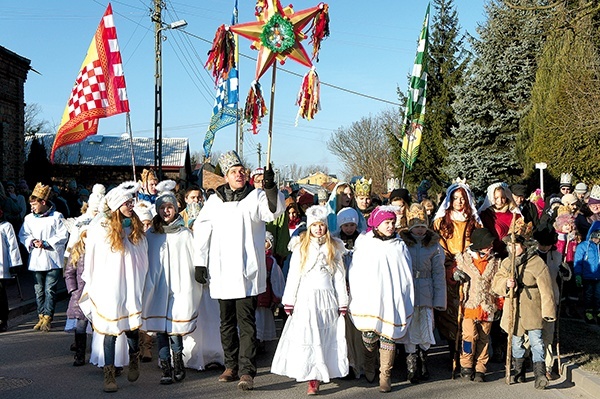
[153,0,163,180]
[257,143,262,167]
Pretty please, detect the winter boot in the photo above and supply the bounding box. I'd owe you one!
[33,314,44,331]
[406,352,420,384]
[533,361,548,390]
[140,331,153,362]
[307,380,320,395]
[460,367,474,380]
[73,333,87,366]
[160,358,173,385]
[363,346,378,383]
[378,345,395,393]
[40,315,52,332]
[513,357,526,383]
[418,348,430,380]
[473,372,486,382]
[103,365,118,392]
[173,351,186,382]
[127,352,140,382]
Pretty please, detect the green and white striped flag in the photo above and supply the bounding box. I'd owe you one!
[401,3,429,170]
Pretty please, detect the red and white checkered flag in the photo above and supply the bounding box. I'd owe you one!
[51,3,129,162]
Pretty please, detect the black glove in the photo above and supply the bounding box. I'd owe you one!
[452,269,470,284]
[263,164,275,190]
[195,266,208,284]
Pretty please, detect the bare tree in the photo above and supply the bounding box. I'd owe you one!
[24,103,51,137]
[327,109,399,194]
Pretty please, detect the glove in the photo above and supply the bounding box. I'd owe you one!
[339,306,348,316]
[452,269,470,284]
[194,266,208,284]
[576,275,583,288]
[284,304,294,316]
[263,164,276,190]
[559,262,572,281]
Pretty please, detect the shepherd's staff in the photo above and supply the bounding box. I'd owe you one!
[555,234,572,376]
[452,281,468,379]
[505,212,518,385]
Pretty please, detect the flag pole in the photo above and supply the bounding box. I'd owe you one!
[126,112,137,182]
[266,62,277,167]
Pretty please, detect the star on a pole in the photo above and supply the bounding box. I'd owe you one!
[230,0,325,80]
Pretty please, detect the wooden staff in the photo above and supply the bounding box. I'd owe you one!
[505,212,518,385]
[452,282,467,379]
[555,234,570,376]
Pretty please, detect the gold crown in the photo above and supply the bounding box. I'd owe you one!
[218,150,243,176]
[407,203,428,229]
[31,182,51,201]
[354,178,372,197]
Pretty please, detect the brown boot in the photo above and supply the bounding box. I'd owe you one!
[40,315,52,332]
[139,331,153,362]
[127,352,140,382]
[218,368,239,382]
[363,346,378,383]
[33,314,44,331]
[379,344,395,393]
[103,365,118,392]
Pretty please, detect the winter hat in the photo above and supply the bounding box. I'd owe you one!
[140,168,158,184]
[250,167,264,178]
[548,195,562,208]
[559,173,573,188]
[133,203,153,222]
[305,205,329,228]
[469,228,496,251]
[155,180,178,213]
[574,182,588,194]
[317,188,329,203]
[588,185,600,205]
[265,231,275,249]
[31,182,51,201]
[367,205,398,230]
[297,192,314,206]
[510,184,528,197]
[553,213,575,232]
[389,188,411,205]
[68,180,78,190]
[561,193,578,206]
[533,228,558,246]
[105,181,140,211]
[218,150,244,176]
[87,184,106,214]
[407,203,428,230]
[337,207,359,229]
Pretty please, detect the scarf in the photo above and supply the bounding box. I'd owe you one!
[163,215,185,234]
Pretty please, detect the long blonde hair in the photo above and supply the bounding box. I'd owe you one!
[297,223,338,273]
[69,230,87,267]
[105,210,145,253]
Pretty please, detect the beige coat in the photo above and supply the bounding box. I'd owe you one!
[492,251,556,336]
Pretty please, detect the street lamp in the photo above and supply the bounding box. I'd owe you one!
[153,11,187,180]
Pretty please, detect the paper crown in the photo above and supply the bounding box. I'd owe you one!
[354,178,372,197]
[560,173,572,186]
[407,203,428,230]
[387,178,401,193]
[589,185,600,205]
[31,182,51,201]
[218,150,244,176]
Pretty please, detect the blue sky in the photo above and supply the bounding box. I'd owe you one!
[1,0,485,178]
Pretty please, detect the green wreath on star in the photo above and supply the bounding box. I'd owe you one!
[260,13,296,54]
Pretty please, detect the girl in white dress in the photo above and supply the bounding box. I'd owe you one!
[79,181,149,393]
[271,205,348,395]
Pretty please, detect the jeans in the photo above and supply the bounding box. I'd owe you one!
[103,330,140,366]
[33,269,61,316]
[157,333,183,360]
[75,318,89,334]
[512,329,545,363]
[218,296,258,377]
[583,279,600,311]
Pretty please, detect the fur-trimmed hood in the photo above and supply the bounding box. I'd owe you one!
[399,229,440,248]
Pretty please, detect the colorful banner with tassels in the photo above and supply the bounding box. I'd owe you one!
[295,67,320,125]
[400,3,429,171]
[244,81,268,134]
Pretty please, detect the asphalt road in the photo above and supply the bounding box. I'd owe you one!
[0,300,595,399]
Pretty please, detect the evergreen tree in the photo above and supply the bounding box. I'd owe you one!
[24,137,53,187]
[406,0,468,194]
[444,0,547,193]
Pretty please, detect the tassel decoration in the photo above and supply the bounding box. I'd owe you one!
[244,81,268,134]
[295,67,320,125]
[309,3,330,62]
[205,24,236,84]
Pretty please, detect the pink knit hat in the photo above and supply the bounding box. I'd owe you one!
[367,205,398,231]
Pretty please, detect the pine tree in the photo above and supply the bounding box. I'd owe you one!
[444,0,547,193]
[24,137,53,187]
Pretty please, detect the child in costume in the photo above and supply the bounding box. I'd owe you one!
[79,181,149,393]
[400,204,446,384]
[554,212,579,318]
[271,205,349,395]
[348,205,414,393]
[574,220,600,324]
[0,204,23,332]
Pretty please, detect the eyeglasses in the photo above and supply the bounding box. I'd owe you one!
[560,187,571,192]
[124,199,135,207]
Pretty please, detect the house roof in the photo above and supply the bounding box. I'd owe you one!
[26,133,188,168]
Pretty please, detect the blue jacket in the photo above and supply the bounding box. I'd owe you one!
[574,220,600,280]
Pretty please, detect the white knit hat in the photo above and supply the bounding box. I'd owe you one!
[87,184,106,214]
[133,203,153,222]
[337,207,358,229]
[155,180,178,213]
[305,205,329,228]
[105,181,140,211]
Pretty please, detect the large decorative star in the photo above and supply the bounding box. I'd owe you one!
[230,0,325,80]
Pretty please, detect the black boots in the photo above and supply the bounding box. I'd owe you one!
[160,358,173,385]
[513,357,526,383]
[417,348,430,380]
[73,333,87,366]
[533,361,548,390]
[173,351,186,382]
[406,352,419,384]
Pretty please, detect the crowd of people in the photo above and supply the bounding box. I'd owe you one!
[1,160,598,395]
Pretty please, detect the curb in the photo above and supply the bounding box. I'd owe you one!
[7,288,68,320]
[563,361,600,397]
